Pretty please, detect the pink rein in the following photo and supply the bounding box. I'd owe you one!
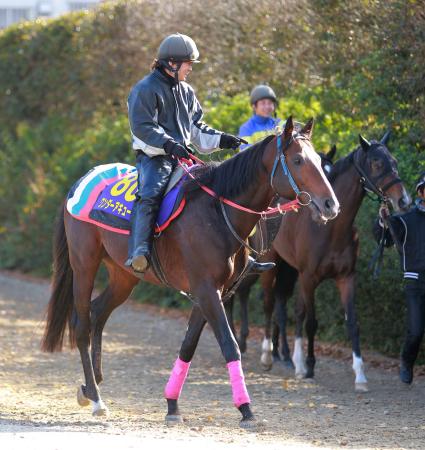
[177,153,300,216]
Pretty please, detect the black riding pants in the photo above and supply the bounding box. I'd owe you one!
[401,274,425,366]
[127,152,175,259]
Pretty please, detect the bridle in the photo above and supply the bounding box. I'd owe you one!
[270,132,312,207]
[352,147,403,203]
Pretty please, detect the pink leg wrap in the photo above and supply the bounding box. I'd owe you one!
[227,360,251,407]
[164,357,191,400]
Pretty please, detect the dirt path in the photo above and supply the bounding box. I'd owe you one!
[0,272,424,450]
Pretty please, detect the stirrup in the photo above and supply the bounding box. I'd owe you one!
[126,255,150,273]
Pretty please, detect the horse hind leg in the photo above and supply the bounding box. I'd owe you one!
[90,262,138,385]
[67,227,108,416]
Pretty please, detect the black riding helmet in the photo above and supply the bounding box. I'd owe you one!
[157,33,200,82]
[250,85,277,105]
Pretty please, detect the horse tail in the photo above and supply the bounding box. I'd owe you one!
[41,204,76,352]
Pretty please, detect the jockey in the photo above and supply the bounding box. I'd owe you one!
[376,172,425,384]
[125,33,271,274]
[238,85,284,151]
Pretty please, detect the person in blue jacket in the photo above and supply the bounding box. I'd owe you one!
[238,85,284,151]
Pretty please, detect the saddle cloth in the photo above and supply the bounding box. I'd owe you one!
[66,163,187,235]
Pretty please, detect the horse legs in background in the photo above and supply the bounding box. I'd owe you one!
[271,262,298,369]
[260,268,277,370]
[295,274,319,379]
[164,284,257,428]
[90,261,138,385]
[224,296,237,340]
[292,281,308,379]
[336,275,368,392]
[237,283,253,353]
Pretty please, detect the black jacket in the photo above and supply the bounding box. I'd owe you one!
[375,201,425,279]
[127,68,222,157]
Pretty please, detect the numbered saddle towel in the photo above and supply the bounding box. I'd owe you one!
[66,163,186,235]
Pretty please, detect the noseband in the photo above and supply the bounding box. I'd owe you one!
[353,149,403,202]
[270,133,312,206]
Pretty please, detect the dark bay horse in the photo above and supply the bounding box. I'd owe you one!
[41,117,339,427]
[227,133,411,392]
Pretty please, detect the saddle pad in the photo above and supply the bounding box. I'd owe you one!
[66,163,186,235]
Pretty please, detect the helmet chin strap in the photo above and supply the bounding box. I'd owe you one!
[159,59,182,83]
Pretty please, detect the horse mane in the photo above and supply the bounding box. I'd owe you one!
[183,134,275,198]
[328,150,356,182]
[328,140,391,183]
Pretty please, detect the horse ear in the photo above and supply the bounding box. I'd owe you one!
[283,116,294,139]
[328,144,337,161]
[380,130,391,146]
[359,134,371,152]
[301,118,314,138]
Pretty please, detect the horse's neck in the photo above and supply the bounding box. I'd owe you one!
[332,163,365,230]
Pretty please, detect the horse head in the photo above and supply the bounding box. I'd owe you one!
[357,131,411,212]
[265,116,340,224]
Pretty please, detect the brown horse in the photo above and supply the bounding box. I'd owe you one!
[41,117,339,427]
[227,132,411,392]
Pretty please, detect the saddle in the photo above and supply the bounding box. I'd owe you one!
[66,163,188,234]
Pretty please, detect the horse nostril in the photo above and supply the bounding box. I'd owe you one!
[325,199,333,211]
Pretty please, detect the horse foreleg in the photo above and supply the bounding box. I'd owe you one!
[164,305,206,425]
[293,291,307,379]
[196,284,258,429]
[336,275,368,392]
[274,264,297,369]
[299,277,318,379]
[260,270,277,370]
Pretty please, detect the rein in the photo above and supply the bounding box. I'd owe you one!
[352,148,403,278]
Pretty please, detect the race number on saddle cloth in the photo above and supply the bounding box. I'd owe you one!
[66,163,188,234]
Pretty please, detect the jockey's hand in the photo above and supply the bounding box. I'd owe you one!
[164,140,190,159]
[219,133,248,150]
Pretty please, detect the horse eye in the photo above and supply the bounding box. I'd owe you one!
[293,157,302,166]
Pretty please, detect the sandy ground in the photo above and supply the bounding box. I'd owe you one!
[1,272,425,450]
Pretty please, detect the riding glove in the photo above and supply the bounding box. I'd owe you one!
[219,133,248,150]
[163,140,191,159]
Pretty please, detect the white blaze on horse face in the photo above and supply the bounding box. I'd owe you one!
[293,337,307,378]
[299,140,322,174]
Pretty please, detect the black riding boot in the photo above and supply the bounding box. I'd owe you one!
[125,152,175,273]
[248,256,276,273]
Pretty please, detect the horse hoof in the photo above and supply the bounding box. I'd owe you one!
[92,400,109,417]
[355,382,369,393]
[240,417,266,430]
[77,386,90,407]
[165,414,183,426]
[295,372,307,380]
[260,353,273,371]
